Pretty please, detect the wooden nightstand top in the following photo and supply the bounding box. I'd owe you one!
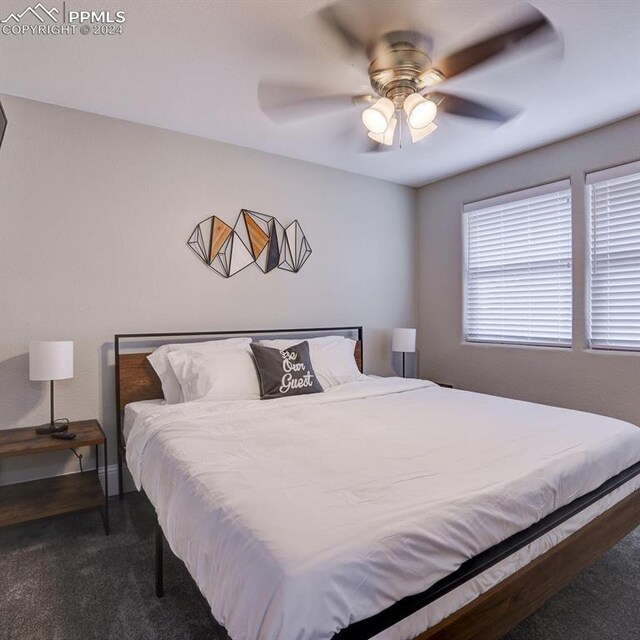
[0,419,105,459]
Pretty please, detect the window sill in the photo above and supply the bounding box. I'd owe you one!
[583,348,640,357]
[461,340,572,352]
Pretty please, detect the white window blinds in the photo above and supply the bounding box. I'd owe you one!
[464,181,572,347]
[587,161,640,351]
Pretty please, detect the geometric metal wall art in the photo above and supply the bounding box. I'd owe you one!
[187,209,312,278]
[0,100,7,150]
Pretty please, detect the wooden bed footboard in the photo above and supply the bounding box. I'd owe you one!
[333,462,640,640]
[418,489,640,640]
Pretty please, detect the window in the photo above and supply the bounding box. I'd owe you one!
[587,161,640,351]
[464,181,572,347]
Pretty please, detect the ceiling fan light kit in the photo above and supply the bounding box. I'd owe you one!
[359,39,443,146]
[362,82,439,147]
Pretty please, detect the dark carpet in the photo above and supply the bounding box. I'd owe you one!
[1,492,638,640]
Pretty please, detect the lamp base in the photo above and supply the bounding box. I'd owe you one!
[35,422,69,435]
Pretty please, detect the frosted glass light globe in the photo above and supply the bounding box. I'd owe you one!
[362,97,395,134]
[404,94,437,129]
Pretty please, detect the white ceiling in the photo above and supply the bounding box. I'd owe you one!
[1,0,639,187]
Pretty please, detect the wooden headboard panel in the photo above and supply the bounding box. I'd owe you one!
[116,340,362,412]
[118,352,163,411]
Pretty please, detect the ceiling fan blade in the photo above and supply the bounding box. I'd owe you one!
[333,118,393,154]
[359,137,391,154]
[258,81,372,123]
[431,92,521,124]
[318,3,368,54]
[433,4,558,79]
[369,142,393,154]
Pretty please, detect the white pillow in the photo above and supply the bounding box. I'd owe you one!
[168,347,260,402]
[147,337,252,404]
[258,336,362,389]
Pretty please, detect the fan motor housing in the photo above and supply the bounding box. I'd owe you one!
[368,42,432,107]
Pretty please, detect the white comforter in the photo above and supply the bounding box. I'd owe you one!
[126,378,640,640]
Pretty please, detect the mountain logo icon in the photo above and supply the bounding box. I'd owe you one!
[1,3,59,23]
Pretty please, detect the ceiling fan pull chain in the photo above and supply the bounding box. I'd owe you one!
[398,110,403,149]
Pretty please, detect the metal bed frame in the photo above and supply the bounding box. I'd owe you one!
[332,460,640,639]
[114,327,640,640]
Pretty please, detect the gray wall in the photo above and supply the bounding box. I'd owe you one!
[0,94,417,487]
[417,115,640,427]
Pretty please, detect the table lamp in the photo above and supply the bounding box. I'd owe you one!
[392,328,416,378]
[29,341,74,434]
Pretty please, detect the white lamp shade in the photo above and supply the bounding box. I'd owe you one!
[362,97,395,134]
[368,115,397,145]
[403,94,437,129]
[409,121,437,143]
[392,328,416,353]
[29,341,74,381]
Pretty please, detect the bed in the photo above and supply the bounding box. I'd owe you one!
[115,328,640,640]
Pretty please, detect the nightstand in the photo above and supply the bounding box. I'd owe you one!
[0,419,109,534]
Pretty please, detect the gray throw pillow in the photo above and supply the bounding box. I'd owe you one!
[250,341,323,400]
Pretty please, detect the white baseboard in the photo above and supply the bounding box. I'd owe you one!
[98,463,136,496]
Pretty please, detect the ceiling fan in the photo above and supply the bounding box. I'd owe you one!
[258,1,562,150]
